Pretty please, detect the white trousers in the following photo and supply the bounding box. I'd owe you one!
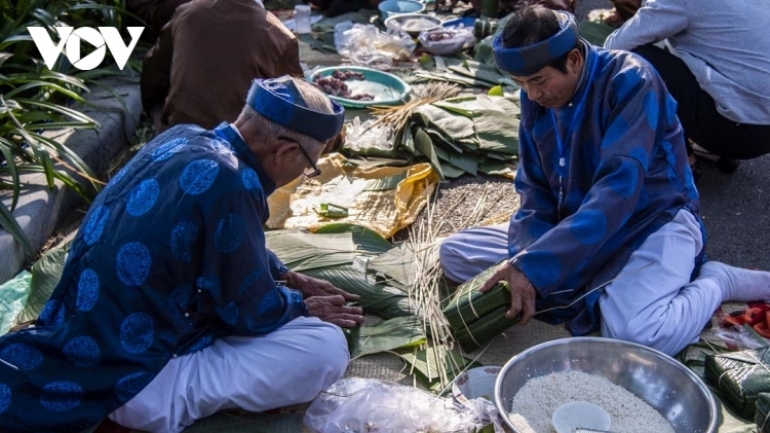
[439,210,723,356]
[109,317,349,433]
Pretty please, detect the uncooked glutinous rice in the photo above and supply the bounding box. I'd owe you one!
[508,371,676,433]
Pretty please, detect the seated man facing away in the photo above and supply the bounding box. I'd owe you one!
[0,76,364,433]
[125,0,193,42]
[604,0,770,176]
[141,0,303,135]
[439,6,770,357]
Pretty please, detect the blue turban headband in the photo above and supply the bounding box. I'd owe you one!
[493,10,579,76]
[246,76,345,142]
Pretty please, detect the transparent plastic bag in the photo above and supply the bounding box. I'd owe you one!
[702,326,769,351]
[334,22,416,70]
[418,27,476,56]
[304,378,504,433]
[344,117,394,154]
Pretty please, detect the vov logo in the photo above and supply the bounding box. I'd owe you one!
[27,27,144,71]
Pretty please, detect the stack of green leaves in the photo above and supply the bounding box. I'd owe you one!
[346,94,520,179]
[442,262,520,352]
[413,58,518,89]
[578,20,615,47]
[705,347,770,418]
[757,393,770,432]
[265,224,417,319]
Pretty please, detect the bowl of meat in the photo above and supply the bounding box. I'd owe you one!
[308,66,411,108]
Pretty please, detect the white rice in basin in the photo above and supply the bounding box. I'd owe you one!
[508,371,676,433]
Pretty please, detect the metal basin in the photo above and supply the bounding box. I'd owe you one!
[494,337,717,433]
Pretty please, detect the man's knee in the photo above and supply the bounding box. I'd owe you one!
[294,320,349,397]
[439,235,469,282]
[601,315,680,355]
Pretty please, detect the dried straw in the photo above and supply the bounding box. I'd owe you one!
[364,82,462,137]
[404,183,497,391]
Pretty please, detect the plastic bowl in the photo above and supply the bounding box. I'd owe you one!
[308,66,411,108]
[442,16,477,28]
[378,0,426,21]
[452,366,501,406]
[551,401,612,433]
[384,13,442,37]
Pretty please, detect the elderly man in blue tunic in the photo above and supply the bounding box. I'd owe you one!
[439,6,770,356]
[0,76,364,432]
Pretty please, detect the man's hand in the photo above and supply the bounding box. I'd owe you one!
[284,271,360,302]
[305,295,365,328]
[479,262,537,325]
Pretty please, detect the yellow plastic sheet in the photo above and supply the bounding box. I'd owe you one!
[267,154,440,238]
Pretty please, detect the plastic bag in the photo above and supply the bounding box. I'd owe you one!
[418,27,476,56]
[344,117,394,155]
[701,326,769,351]
[334,22,416,70]
[304,377,504,433]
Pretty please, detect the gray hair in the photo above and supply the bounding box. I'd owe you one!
[237,77,334,154]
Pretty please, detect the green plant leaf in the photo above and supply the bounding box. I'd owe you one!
[17,244,68,324]
[0,52,12,69]
[347,315,427,359]
[487,85,503,96]
[0,137,21,210]
[315,223,393,254]
[398,345,482,394]
[302,264,414,318]
[0,200,32,257]
[0,270,32,336]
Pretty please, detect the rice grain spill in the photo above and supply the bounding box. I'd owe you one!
[508,371,676,433]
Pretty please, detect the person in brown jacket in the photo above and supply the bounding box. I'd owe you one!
[141,0,304,135]
[126,0,194,42]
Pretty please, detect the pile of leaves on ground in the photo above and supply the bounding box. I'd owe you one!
[344,90,521,180]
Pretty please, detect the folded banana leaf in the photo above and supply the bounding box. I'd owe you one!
[454,305,521,352]
[442,262,520,351]
[267,225,416,318]
[757,393,770,433]
[346,315,427,359]
[443,272,511,333]
[705,348,770,418]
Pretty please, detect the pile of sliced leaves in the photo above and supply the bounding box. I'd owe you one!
[413,58,518,89]
[344,93,520,179]
[267,224,482,393]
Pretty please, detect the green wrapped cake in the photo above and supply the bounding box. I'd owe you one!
[705,348,770,419]
[443,262,520,352]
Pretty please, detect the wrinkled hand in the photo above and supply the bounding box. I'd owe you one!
[284,271,361,302]
[305,295,365,328]
[479,262,537,325]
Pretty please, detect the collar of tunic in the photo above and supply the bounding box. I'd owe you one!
[214,122,277,196]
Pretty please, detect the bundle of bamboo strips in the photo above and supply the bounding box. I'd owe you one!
[365,82,462,138]
[404,182,497,390]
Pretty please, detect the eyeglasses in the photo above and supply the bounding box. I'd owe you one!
[279,136,321,178]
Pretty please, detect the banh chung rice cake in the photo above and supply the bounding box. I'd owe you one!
[508,371,676,433]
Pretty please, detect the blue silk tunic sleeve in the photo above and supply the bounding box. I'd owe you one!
[267,249,289,280]
[507,123,559,258]
[510,65,673,298]
[196,167,307,336]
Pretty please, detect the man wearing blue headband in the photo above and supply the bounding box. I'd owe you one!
[440,6,770,356]
[0,76,362,432]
